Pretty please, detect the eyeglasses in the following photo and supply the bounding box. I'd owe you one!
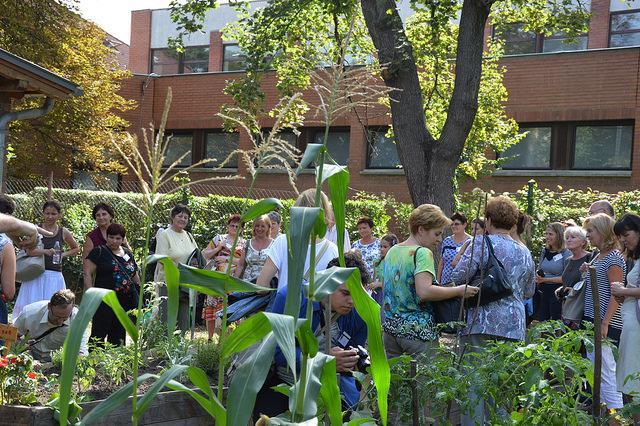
[228,224,238,228]
[49,306,71,322]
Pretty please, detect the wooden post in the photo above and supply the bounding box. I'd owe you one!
[589,266,602,419]
[0,324,18,354]
[411,359,419,426]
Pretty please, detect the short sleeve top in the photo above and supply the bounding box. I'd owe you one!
[87,245,138,308]
[352,239,381,281]
[382,245,438,341]
[440,235,470,284]
[584,250,625,331]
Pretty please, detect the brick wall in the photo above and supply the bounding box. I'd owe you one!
[129,10,152,74]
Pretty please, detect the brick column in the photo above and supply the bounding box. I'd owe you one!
[588,0,611,49]
[129,10,153,74]
[209,31,224,72]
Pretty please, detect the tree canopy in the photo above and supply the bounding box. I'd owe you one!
[173,0,589,209]
[0,0,134,177]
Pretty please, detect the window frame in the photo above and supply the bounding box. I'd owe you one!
[499,124,555,170]
[222,43,247,72]
[569,120,634,170]
[163,130,195,168]
[365,126,403,170]
[150,45,210,75]
[492,23,589,55]
[609,9,640,48]
[203,129,240,169]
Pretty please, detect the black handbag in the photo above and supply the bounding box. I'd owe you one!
[464,236,513,308]
[414,248,461,333]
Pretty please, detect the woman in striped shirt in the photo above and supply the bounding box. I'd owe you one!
[583,213,625,410]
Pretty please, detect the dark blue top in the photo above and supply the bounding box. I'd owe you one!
[269,287,367,407]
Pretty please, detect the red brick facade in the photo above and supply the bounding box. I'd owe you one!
[120,1,640,202]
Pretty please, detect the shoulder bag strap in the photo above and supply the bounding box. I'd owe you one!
[28,324,66,347]
[106,248,136,284]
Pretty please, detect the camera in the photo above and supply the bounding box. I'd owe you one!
[536,269,545,277]
[350,345,371,374]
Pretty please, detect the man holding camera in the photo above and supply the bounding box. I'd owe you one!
[253,253,369,419]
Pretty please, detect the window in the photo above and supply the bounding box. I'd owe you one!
[366,128,402,169]
[573,124,633,169]
[205,132,239,168]
[500,127,552,169]
[499,121,634,171]
[151,46,209,75]
[610,10,640,47]
[542,32,588,52]
[313,130,350,166]
[500,23,538,55]
[164,133,193,167]
[223,44,247,71]
[258,130,298,168]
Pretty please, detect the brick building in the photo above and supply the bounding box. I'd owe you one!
[119,0,640,201]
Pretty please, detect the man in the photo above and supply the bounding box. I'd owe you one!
[14,289,88,360]
[253,253,369,420]
[588,200,615,218]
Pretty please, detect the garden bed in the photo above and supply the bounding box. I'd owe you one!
[0,390,210,426]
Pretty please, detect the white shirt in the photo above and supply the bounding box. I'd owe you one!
[326,225,351,253]
[14,300,89,358]
[267,234,339,290]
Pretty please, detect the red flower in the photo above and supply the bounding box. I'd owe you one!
[27,372,36,380]
[0,359,7,368]
[8,357,16,364]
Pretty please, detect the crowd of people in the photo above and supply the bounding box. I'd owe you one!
[3,191,640,422]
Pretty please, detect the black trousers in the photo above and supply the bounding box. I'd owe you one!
[91,301,126,346]
[534,283,562,321]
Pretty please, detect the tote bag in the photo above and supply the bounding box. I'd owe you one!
[16,238,45,282]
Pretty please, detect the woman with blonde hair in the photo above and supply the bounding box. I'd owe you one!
[534,222,571,321]
[383,204,478,358]
[256,188,338,291]
[235,215,273,283]
[582,213,624,410]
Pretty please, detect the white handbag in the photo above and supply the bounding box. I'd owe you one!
[15,238,45,282]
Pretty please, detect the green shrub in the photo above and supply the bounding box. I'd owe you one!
[192,338,221,378]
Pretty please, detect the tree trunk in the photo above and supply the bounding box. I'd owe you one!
[360,0,490,213]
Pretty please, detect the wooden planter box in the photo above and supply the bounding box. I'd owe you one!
[0,390,211,426]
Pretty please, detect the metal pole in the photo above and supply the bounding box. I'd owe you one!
[589,266,602,419]
[411,359,419,426]
[526,179,535,216]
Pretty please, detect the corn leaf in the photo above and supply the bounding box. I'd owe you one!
[240,197,283,223]
[178,263,275,295]
[164,379,226,423]
[284,207,321,319]
[58,288,134,426]
[288,353,325,420]
[295,143,323,175]
[79,374,155,425]
[318,356,342,426]
[227,333,278,425]
[311,266,357,302]
[322,164,349,265]
[345,269,390,425]
[147,255,179,337]
[135,365,189,417]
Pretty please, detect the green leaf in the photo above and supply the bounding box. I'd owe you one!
[284,207,321,319]
[318,355,342,426]
[178,263,275,295]
[240,197,283,223]
[148,254,179,337]
[79,374,155,424]
[263,312,297,381]
[136,365,189,417]
[289,353,325,420]
[101,291,138,341]
[346,418,377,426]
[58,288,133,426]
[324,164,349,265]
[295,319,318,358]
[164,378,226,423]
[227,333,278,425]
[345,269,390,426]
[312,266,357,302]
[524,366,543,391]
[222,311,273,359]
[295,143,323,175]
[314,208,327,239]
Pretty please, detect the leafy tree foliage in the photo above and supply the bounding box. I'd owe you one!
[0,0,134,177]
[172,0,589,209]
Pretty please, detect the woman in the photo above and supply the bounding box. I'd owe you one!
[154,204,198,332]
[82,203,117,262]
[256,188,339,292]
[268,211,282,239]
[583,213,624,410]
[352,216,380,282]
[13,200,80,318]
[451,218,485,269]
[326,209,351,253]
[383,204,478,358]
[611,213,640,402]
[84,223,139,346]
[554,226,592,329]
[235,215,273,282]
[534,222,571,321]
[202,214,244,339]
[451,196,536,425]
[369,234,398,319]
[437,212,471,285]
